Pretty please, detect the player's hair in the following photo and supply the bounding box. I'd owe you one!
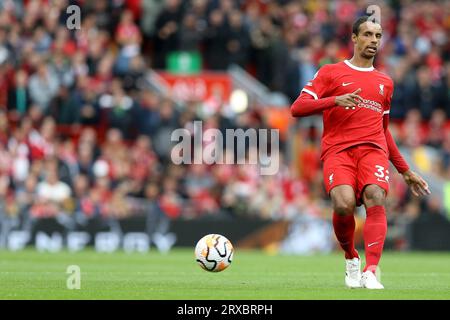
[352,16,371,36]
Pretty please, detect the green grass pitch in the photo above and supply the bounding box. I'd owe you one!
[0,249,449,299]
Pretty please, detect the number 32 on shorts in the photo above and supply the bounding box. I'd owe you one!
[374,165,389,183]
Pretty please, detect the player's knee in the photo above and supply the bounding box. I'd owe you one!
[333,197,356,215]
[363,185,386,206]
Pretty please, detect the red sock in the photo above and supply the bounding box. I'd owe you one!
[332,212,359,259]
[363,205,387,273]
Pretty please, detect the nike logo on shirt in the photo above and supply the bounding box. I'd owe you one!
[342,82,354,86]
[368,242,379,247]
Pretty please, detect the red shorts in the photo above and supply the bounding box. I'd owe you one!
[323,144,389,206]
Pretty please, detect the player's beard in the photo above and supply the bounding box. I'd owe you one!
[362,46,377,59]
[361,48,377,60]
[361,52,376,59]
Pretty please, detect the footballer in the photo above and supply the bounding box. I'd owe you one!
[290,16,431,289]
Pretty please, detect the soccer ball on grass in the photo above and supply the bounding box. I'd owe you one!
[195,234,234,272]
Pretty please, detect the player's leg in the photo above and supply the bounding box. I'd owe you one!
[357,146,389,289]
[360,184,386,289]
[324,150,359,260]
[362,184,387,273]
[330,185,359,260]
[323,150,360,288]
[330,185,361,288]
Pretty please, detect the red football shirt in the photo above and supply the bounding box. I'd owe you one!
[300,60,393,160]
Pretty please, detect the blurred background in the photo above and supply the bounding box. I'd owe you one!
[0,0,449,254]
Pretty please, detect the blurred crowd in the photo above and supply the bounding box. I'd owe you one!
[0,0,449,250]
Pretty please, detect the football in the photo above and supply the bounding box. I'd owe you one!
[195,234,234,272]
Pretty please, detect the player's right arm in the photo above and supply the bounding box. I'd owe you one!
[290,66,362,117]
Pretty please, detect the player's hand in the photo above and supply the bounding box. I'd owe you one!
[334,88,362,109]
[402,170,431,196]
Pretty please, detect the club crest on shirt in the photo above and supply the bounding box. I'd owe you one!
[379,84,384,96]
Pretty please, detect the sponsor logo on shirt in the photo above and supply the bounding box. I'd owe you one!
[356,98,383,113]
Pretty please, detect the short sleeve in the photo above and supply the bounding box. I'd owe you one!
[301,65,331,100]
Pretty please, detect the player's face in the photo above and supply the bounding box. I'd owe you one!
[352,21,382,59]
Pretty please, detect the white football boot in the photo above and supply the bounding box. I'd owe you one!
[345,257,362,288]
[361,270,384,289]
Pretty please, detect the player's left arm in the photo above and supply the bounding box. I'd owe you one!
[383,82,431,196]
